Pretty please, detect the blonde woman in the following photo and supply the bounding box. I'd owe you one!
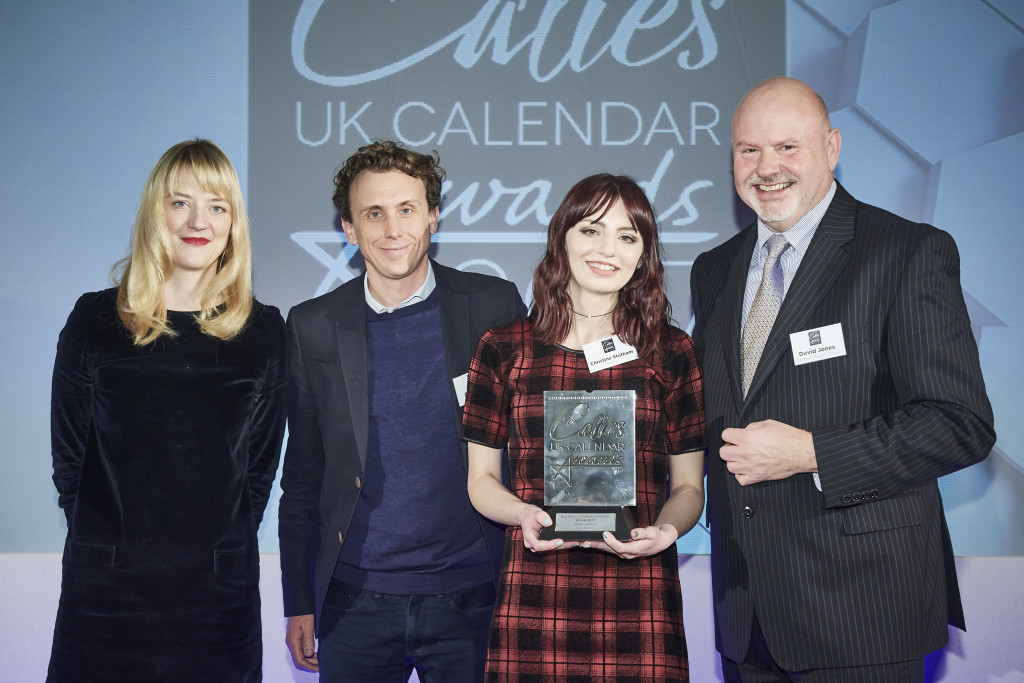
[47,140,286,682]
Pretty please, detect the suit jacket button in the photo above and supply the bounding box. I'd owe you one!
[355,476,362,489]
[841,494,852,504]
[742,506,754,518]
[338,532,344,544]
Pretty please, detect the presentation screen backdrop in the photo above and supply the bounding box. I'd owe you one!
[1,0,1021,557]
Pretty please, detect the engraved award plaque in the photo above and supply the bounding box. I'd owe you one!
[537,390,637,542]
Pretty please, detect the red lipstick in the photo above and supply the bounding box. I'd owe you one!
[182,237,210,246]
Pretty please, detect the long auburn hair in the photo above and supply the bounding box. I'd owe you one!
[530,173,670,358]
[115,139,253,345]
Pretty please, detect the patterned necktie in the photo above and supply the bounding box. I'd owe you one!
[741,233,790,397]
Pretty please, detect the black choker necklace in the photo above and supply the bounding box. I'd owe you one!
[570,306,614,318]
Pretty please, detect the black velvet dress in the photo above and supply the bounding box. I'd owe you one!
[47,289,287,683]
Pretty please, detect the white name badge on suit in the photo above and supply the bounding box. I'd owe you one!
[453,373,468,406]
[789,322,847,365]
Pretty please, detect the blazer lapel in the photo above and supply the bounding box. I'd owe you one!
[432,263,474,471]
[330,283,370,471]
[435,262,470,392]
[742,184,857,406]
[723,230,757,410]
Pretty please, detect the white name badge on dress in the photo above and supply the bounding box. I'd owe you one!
[789,323,846,366]
[452,373,468,406]
[583,335,638,372]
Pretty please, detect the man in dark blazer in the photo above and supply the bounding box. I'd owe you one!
[690,78,995,682]
[279,141,526,682]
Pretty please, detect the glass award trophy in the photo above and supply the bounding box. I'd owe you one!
[537,389,636,541]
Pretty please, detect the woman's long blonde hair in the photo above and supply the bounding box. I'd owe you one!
[116,139,253,345]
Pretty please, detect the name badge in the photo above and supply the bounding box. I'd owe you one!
[790,323,846,365]
[452,373,468,406]
[583,335,638,372]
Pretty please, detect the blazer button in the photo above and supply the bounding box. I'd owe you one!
[841,494,852,504]
[355,476,362,489]
[742,506,754,518]
[338,532,344,544]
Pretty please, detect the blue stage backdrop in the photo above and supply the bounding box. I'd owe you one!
[1,0,1021,558]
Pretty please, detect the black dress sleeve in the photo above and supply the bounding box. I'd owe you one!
[245,303,288,529]
[50,293,100,526]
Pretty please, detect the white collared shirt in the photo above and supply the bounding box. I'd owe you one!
[363,262,437,314]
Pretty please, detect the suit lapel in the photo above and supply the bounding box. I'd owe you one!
[723,231,757,410]
[435,262,470,389]
[330,282,370,471]
[742,185,857,406]
[432,262,474,471]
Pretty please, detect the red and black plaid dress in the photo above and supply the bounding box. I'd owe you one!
[463,319,705,682]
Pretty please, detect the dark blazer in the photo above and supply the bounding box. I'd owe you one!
[278,260,527,627]
[690,183,995,670]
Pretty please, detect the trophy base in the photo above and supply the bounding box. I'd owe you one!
[537,506,636,542]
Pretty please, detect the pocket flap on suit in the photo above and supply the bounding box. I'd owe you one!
[841,493,923,535]
[70,541,116,568]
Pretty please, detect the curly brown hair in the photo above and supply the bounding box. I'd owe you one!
[332,140,445,221]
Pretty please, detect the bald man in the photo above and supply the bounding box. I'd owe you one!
[690,77,994,682]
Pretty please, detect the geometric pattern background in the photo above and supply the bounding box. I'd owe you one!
[782,0,1024,556]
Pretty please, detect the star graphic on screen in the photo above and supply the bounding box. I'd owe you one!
[290,232,362,296]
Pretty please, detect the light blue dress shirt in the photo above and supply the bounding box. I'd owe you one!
[740,182,838,333]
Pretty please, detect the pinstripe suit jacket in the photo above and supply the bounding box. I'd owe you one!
[690,183,995,669]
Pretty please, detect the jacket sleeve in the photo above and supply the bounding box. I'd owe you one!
[278,307,325,617]
[812,228,996,507]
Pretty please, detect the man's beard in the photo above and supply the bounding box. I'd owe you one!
[744,173,798,224]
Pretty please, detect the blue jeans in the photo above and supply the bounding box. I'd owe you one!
[318,579,495,683]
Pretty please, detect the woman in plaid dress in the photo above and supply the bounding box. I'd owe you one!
[463,174,706,681]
